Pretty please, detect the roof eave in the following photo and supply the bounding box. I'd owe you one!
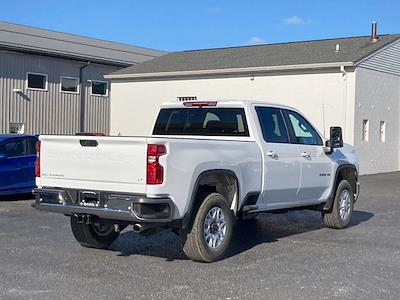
[353,37,400,66]
[105,62,355,80]
[0,44,138,67]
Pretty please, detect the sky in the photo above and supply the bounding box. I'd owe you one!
[0,0,399,52]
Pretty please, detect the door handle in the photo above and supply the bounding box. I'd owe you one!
[266,151,278,159]
[301,152,311,158]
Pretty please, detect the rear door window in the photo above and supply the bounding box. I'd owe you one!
[153,108,249,136]
[256,107,289,143]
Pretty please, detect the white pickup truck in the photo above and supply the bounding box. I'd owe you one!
[34,100,359,262]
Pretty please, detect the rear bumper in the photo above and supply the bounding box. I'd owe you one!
[33,188,175,223]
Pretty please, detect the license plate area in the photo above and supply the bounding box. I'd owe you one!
[79,191,100,207]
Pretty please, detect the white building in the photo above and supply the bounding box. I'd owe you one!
[106,29,400,175]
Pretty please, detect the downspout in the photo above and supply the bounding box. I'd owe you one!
[79,62,91,133]
[340,65,348,141]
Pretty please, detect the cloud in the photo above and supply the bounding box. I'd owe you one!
[246,36,267,45]
[283,16,304,25]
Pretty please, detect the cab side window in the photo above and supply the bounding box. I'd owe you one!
[2,140,27,157]
[285,110,322,145]
[256,107,289,143]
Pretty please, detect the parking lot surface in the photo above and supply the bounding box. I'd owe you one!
[1,172,399,300]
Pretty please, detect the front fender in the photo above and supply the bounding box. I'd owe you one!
[323,164,358,211]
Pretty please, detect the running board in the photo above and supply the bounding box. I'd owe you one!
[241,204,258,213]
[243,202,326,217]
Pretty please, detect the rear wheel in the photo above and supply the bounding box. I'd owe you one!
[180,193,234,263]
[323,180,354,229]
[70,216,120,249]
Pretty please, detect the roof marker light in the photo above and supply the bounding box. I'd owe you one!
[183,101,218,108]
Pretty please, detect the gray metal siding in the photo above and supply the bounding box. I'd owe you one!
[81,64,116,134]
[0,50,118,135]
[357,39,400,76]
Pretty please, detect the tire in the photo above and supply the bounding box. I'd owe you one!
[323,180,354,229]
[70,216,120,249]
[180,193,234,263]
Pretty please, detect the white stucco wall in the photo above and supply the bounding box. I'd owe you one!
[110,69,356,144]
[354,67,400,174]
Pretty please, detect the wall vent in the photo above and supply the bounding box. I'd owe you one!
[177,96,197,102]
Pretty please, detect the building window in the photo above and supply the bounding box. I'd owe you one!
[380,121,386,143]
[91,81,108,96]
[362,119,369,142]
[61,77,79,93]
[9,122,25,134]
[27,72,47,90]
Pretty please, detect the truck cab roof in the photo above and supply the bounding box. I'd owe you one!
[160,100,301,112]
[0,134,37,143]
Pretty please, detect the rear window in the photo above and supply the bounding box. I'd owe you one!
[153,108,249,136]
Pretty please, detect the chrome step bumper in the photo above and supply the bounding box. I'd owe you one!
[33,188,175,223]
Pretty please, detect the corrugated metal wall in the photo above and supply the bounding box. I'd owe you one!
[0,50,119,135]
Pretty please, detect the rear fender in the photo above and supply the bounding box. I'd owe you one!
[182,169,239,230]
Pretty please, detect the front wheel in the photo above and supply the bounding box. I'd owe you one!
[180,193,234,262]
[70,216,120,249]
[323,180,354,229]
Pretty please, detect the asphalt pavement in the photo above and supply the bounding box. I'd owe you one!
[0,172,399,299]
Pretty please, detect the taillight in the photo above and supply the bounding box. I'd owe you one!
[35,141,41,177]
[146,144,166,185]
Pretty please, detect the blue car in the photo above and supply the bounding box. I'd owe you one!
[0,134,38,196]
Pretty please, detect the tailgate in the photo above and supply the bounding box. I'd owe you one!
[37,135,148,194]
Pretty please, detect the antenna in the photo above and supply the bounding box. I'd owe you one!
[322,104,326,137]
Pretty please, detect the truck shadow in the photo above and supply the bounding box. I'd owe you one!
[0,194,34,201]
[112,229,187,261]
[226,210,373,259]
[112,210,373,261]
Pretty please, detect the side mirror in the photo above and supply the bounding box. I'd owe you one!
[330,126,343,148]
[324,127,343,154]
